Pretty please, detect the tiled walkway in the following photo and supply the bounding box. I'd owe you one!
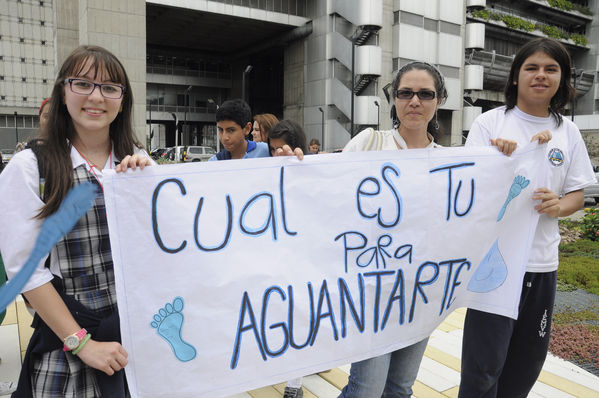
[1,299,598,397]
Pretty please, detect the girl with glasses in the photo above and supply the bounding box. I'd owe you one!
[0,45,152,397]
[459,38,596,398]
[338,61,448,398]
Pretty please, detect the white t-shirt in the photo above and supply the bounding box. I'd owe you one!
[0,144,151,292]
[343,128,439,152]
[466,106,596,272]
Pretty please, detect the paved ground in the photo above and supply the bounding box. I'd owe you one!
[2,299,598,397]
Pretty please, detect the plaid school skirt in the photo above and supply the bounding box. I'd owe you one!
[30,165,120,397]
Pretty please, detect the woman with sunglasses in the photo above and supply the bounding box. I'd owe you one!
[0,45,151,397]
[338,61,447,398]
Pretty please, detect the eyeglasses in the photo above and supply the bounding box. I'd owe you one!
[63,78,125,99]
[394,89,436,101]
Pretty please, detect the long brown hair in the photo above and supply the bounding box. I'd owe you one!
[253,113,279,142]
[37,45,141,218]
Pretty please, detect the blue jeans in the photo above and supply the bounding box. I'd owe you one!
[338,337,428,398]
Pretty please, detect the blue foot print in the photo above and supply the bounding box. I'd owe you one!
[467,239,508,293]
[150,297,196,362]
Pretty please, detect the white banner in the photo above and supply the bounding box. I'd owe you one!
[104,144,546,398]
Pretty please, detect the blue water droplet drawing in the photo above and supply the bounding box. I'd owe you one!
[497,175,530,222]
[150,297,196,362]
[467,239,508,293]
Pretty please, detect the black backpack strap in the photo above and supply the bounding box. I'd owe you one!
[25,139,47,202]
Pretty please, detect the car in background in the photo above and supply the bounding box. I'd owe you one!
[184,146,215,162]
[584,163,599,204]
[150,147,168,160]
[1,149,15,163]
[164,146,186,163]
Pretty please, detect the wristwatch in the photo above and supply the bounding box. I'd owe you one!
[63,328,88,351]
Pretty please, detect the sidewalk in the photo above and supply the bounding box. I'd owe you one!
[1,298,598,397]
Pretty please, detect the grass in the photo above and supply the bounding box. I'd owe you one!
[558,237,599,295]
[549,222,599,371]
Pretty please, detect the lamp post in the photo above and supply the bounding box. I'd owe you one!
[350,41,355,137]
[318,107,324,147]
[172,112,179,148]
[183,85,192,145]
[13,111,18,145]
[148,98,153,148]
[374,100,380,130]
[242,65,253,103]
[571,68,583,122]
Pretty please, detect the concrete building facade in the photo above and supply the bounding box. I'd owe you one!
[0,0,597,152]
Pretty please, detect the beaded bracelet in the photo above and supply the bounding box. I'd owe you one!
[72,333,92,355]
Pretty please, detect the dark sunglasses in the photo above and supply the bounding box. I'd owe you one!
[394,89,437,101]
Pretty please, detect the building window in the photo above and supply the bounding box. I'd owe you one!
[0,55,3,60]
[23,97,27,102]
[0,96,5,100]
[40,20,45,26]
[21,57,25,63]
[22,77,26,82]
[42,59,46,64]
[18,17,23,23]
[0,76,4,80]
[42,79,47,83]
[41,40,46,45]
[40,1,44,5]
[19,38,24,43]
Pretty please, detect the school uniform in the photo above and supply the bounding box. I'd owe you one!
[460,106,597,398]
[209,140,270,161]
[0,146,148,397]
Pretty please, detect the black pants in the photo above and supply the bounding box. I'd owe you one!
[458,271,556,398]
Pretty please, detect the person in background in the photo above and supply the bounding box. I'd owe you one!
[268,120,307,156]
[339,60,448,398]
[252,113,279,143]
[39,98,51,132]
[265,118,308,398]
[458,37,596,398]
[210,99,270,160]
[308,138,320,155]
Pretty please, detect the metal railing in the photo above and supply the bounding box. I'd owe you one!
[209,0,307,17]
[146,65,232,80]
[147,104,218,114]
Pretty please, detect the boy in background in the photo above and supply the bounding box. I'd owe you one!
[210,99,270,160]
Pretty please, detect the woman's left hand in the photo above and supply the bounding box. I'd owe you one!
[116,154,152,173]
[533,187,560,218]
[273,145,304,160]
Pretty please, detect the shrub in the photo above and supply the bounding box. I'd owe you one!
[581,207,599,241]
[549,323,599,369]
[548,0,574,12]
[571,33,588,46]
[501,15,536,32]
[559,238,599,258]
[557,254,599,294]
[539,24,570,40]
[470,9,491,20]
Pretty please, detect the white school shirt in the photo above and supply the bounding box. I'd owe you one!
[466,106,596,272]
[0,145,150,292]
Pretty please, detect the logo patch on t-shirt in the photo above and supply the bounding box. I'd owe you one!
[548,148,564,166]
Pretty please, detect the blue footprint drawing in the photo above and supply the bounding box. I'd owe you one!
[467,239,508,293]
[150,297,197,362]
[497,175,530,221]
